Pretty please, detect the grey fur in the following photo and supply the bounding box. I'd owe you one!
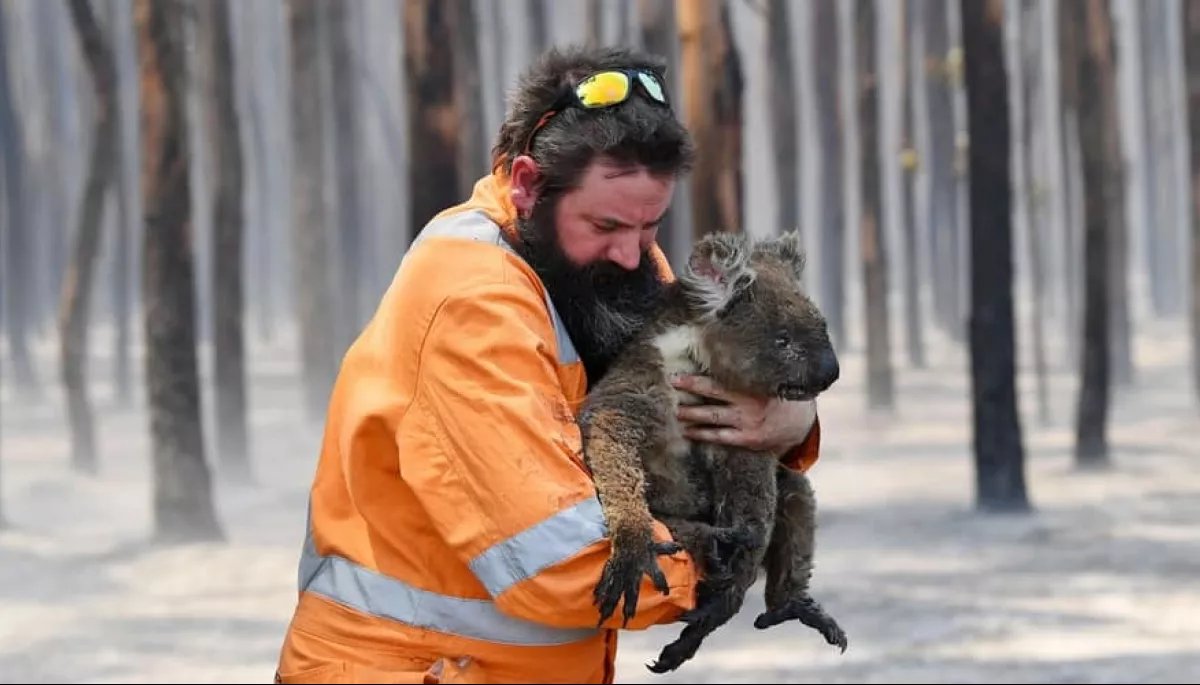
[578,230,847,674]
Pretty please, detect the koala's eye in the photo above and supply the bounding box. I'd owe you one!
[773,331,791,348]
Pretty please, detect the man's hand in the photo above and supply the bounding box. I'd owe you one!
[671,374,818,457]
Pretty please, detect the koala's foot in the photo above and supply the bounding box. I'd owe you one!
[705,525,758,570]
[753,595,848,653]
[648,578,743,673]
[594,530,683,628]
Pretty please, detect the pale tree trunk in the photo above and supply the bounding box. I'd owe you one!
[1058,0,1082,367]
[812,0,846,349]
[325,1,366,344]
[1139,1,1168,318]
[962,0,1029,513]
[0,3,39,394]
[924,0,961,342]
[61,0,119,475]
[288,0,338,420]
[104,0,136,408]
[1144,1,1185,318]
[135,0,224,544]
[201,0,251,483]
[899,0,924,368]
[586,0,603,44]
[1184,0,1200,407]
[856,0,894,411]
[766,0,800,240]
[404,0,462,235]
[1072,0,1114,470]
[1018,0,1049,425]
[677,0,743,239]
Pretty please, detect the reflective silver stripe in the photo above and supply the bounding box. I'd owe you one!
[408,210,580,365]
[299,511,600,646]
[468,496,607,597]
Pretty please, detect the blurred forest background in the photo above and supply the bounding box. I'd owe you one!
[1,0,1199,682]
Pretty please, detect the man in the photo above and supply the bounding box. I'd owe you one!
[273,45,824,684]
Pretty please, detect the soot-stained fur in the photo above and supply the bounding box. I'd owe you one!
[577,230,848,674]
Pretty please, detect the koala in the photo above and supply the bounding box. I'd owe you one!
[577,230,847,674]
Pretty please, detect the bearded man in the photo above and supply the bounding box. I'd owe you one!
[273,44,824,685]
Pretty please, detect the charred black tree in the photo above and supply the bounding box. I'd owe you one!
[961,0,1030,513]
[136,0,224,543]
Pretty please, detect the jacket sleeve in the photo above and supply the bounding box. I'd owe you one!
[780,417,822,473]
[399,280,699,631]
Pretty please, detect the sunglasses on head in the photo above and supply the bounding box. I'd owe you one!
[522,68,671,157]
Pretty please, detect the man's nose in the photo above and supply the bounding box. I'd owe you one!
[813,348,840,391]
[607,236,643,271]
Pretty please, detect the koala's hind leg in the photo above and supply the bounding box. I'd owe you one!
[579,401,683,628]
[754,467,848,653]
[649,452,777,673]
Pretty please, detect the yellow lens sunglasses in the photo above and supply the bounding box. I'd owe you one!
[522,68,670,156]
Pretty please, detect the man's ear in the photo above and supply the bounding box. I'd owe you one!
[509,155,542,217]
[680,232,756,319]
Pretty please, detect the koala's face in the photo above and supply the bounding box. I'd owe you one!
[681,232,840,401]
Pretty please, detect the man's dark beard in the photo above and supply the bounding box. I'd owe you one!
[510,201,666,387]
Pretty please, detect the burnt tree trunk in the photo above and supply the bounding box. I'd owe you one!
[61,0,119,475]
[638,0,687,263]
[1018,0,1050,426]
[812,0,846,349]
[766,0,799,239]
[288,0,338,420]
[527,0,548,55]
[961,0,1029,513]
[1184,0,1200,407]
[856,0,894,411]
[403,0,462,235]
[1072,0,1113,470]
[453,0,486,192]
[201,0,250,482]
[0,4,38,393]
[899,0,924,368]
[135,0,224,543]
[678,0,743,238]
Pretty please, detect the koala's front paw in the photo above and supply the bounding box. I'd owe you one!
[594,528,683,628]
[753,595,848,653]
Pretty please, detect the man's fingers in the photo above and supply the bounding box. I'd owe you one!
[671,374,731,401]
[682,426,746,447]
[676,404,740,428]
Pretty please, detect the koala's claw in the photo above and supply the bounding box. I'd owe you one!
[595,538,683,627]
[753,596,848,653]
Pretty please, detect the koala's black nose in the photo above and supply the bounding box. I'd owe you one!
[814,348,840,391]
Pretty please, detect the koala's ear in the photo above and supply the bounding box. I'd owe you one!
[774,230,807,281]
[681,232,756,318]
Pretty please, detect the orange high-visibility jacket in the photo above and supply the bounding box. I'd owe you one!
[273,171,824,684]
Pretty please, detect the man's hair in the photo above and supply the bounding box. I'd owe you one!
[491,44,695,199]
